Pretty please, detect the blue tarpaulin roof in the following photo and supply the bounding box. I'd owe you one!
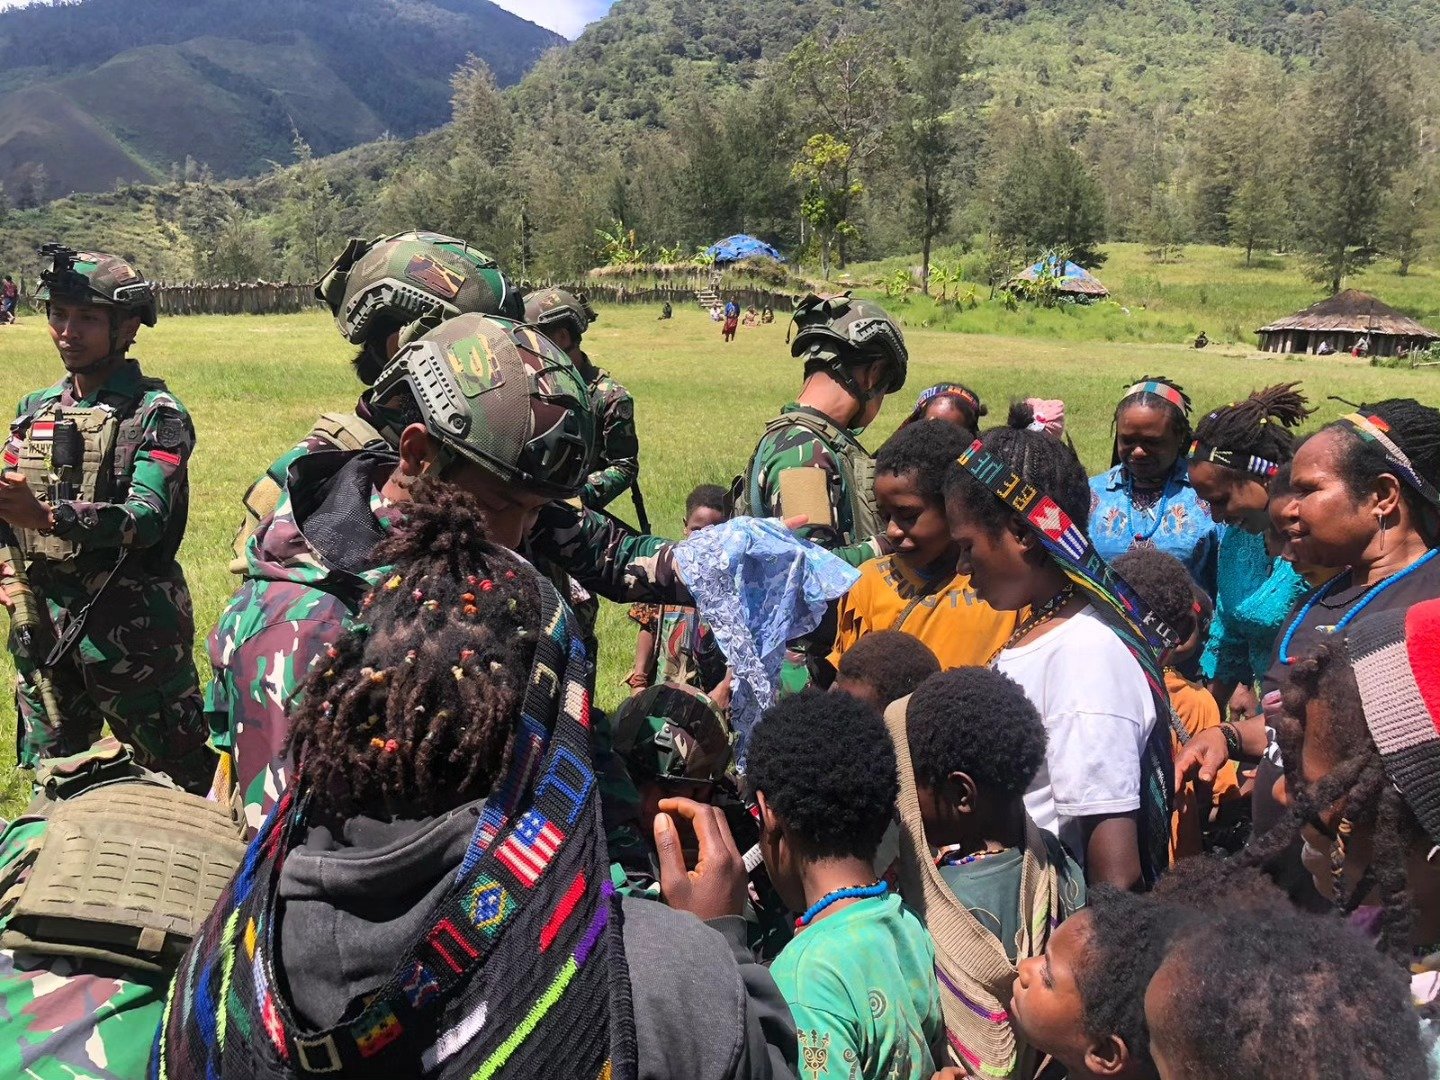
[706,234,785,264]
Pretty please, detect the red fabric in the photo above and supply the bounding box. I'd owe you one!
[150,449,182,467]
[1406,598,1440,736]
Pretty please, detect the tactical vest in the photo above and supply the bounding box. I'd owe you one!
[733,409,882,544]
[11,381,166,563]
[0,740,246,973]
[229,409,384,572]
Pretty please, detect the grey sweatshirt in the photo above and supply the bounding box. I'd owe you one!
[276,801,798,1080]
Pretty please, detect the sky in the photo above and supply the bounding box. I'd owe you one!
[0,0,619,38]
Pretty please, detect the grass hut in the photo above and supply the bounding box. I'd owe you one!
[1008,259,1109,302]
[1256,290,1439,357]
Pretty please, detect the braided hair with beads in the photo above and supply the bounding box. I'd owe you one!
[1189,383,1313,478]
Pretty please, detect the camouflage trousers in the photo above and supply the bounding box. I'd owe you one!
[13,563,212,794]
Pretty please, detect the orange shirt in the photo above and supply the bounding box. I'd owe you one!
[1167,668,1242,860]
[829,554,1016,671]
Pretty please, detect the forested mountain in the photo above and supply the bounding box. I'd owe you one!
[0,0,560,197]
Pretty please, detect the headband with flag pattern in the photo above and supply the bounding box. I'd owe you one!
[1335,411,1440,510]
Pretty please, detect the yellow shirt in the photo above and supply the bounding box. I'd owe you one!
[1166,668,1241,861]
[829,554,1016,671]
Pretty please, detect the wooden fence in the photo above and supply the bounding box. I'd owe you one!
[152,282,322,316]
[560,283,799,311]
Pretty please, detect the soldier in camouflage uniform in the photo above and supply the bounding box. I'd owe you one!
[230,230,522,571]
[524,288,641,513]
[0,247,211,792]
[207,313,593,829]
[732,292,908,688]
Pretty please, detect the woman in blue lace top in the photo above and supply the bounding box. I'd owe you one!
[1089,377,1224,598]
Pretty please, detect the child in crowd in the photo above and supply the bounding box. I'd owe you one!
[748,689,945,1079]
[1144,907,1428,1080]
[887,667,1085,1077]
[831,629,940,710]
[831,420,1015,672]
[944,403,1172,888]
[1111,547,1242,858]
[627,483,731,700]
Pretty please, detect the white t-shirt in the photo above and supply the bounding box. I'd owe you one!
[993,605,1157,867]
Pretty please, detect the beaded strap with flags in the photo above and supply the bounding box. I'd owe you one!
[1336,411,1440,509]
[958,439,1178,883]
[1187,439,1280,480]
[154,577,637,1080]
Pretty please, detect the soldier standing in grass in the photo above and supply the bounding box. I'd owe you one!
[0,246,211,792]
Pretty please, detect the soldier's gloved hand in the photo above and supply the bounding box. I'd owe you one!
[0,472,52,532]
[655,796,747,922]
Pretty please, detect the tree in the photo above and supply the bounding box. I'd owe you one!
[274,132,342,281]
[892,0,974,294]
[989,118,1107,265]
[786,21,898,266]
[791,134,863,280]
[1297,11,1418,293]
[1381,159,1439,275]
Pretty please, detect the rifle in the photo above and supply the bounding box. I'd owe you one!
[629,477,652,535]
[0,523,64,760]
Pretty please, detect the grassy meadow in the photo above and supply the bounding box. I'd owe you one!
[1,292,1438,817]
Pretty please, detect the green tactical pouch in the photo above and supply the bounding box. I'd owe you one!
[0,781,246,973]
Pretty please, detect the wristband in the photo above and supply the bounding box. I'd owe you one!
[1219,721,1242,760]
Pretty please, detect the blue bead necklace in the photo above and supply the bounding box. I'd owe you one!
[795,880,888,930]
[1124,473,1172,544]
[1278,547,1438,664]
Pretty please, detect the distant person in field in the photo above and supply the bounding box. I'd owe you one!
[1,273,17,323]
[744,305,759,326]
[659,300,673,319]
[723,297,740,342]
[1316,339,1335,356]
[761,305,775,323]
[1193,330,1208,349]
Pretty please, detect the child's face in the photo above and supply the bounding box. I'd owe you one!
[876,470,954,571]
[831,674,881,711]
[1012,914,1094,1069]
[946,500,1033,611]
[684,505,726,538]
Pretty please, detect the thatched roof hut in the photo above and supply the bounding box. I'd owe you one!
[1008,259,1109,301]
[1256,290,1439,357]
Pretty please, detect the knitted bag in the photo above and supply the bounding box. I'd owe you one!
[152,577,637,1080]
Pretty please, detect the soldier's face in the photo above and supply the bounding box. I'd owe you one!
[48,300,128,371]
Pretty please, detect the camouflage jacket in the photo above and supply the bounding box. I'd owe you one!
[0,817,169,1080]
[578,356,639,511]
[529,500,690,606]
[740,403,882,569]
[206,449,397,830]
[7,361,194,565]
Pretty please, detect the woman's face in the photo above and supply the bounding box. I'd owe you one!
[1280,430,1380,570]
[875,469,955,572]
[1116,403,1183,486]
[946,498,1034,611]
[1188,459,1271,532]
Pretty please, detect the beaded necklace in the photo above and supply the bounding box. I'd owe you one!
[1123,473,1171,544]
[1278,548,1439,664]
[936,845,1011,869]
[987,584,1076,665]
[794,880,888,930]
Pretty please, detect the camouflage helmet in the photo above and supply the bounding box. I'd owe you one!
[611,682,733,784]
[789,291,908,394]
[316,231,523,350]
[34,244,158,327]
[367,313,595,499]
[524,287,599,343]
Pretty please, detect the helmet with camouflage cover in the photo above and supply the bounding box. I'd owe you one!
[34,244,158,327]
[611,682,732,784]
[316,231,523,353]
[524,287,599,345]
[789,291,908,397]
[367,313,595,499]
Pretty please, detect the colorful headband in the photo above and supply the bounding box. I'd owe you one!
[1336,412,1440,509]
[1123,380,1189,414]
[957,440,1178,652]
[914,384,982,417]
[1187,440,1280,479]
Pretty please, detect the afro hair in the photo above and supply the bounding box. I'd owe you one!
[835,630,941,708]
[876,419,976,505]
[905,667,1046,797]
[1147,908,1428,1080]
[745,688,899,862]
[1111,546,1199,644]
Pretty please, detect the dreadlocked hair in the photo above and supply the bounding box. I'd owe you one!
[1192,383,1314,467]
[943,401,1090,535]
[285,479,543,822]
[1324,398,1440,545]
[1111,375,1192,468]
[1241,639,1424,961]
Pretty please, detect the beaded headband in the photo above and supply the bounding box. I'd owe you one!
[1336,411,1440,509]
[915,383,982,418]
[957,439,1178,651]
[1123,380,1189,414]
[1187,439,1281,479]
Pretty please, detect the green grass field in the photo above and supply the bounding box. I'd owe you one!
[1,298,1437,817]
